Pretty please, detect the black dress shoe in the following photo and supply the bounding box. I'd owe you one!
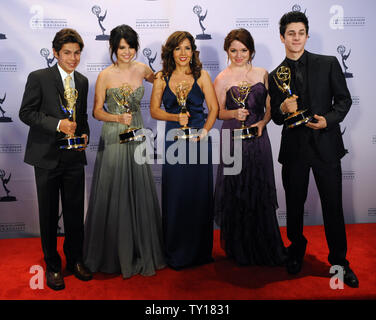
[286,257,303,275]
[46,271,65,291]
[286,241,306,275]
[343,267,359,288]
[67,262,93,281]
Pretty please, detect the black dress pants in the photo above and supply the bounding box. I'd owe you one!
[281,143,349,267]
[34,153,85,272]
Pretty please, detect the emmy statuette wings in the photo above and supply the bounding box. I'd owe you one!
[174,81,199,140]
[111,83,144,143]
[230,81,258,139]
[57,75,86,150]
[273,65,312,129]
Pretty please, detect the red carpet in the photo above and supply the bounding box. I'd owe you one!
[0,224,375,300]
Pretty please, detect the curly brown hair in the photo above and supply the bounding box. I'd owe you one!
[160,31,202,79]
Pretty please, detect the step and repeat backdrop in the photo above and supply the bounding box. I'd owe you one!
[0,0,375,238]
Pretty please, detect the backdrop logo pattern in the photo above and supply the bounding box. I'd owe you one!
[29,5,67,29]
[0,93,12,122]
[292,4,307,14]
[193,5,211,40]
[351,96,360,106]
[40,48,55,68]
[0,62,17,72]
[368,208,376,216]
[143,48,157,72]
[135,19,169,29]
[235,18,269,28]
[202,60,219,72]
[0,223,25,232]
[92,5,110,40]
[329,5,366,29]
[341,127,349,155]
[86,62,111,72]
[337,45,353,78]
[0,32,6,40]
[278,210,309,219]
[89,142,99,152]
[342,170,355,180]
[0,169,17,202]
[0,144,22,153]
[145,127,162,160]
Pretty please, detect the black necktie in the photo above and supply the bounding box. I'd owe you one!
[293,61,304,96]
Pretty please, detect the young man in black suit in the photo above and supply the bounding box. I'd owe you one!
[268,11,358,288]
[19,28,92,290]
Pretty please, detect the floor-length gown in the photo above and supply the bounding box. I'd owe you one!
[84,86,166,278]
[214,82,287,266]
[162,77,214,270]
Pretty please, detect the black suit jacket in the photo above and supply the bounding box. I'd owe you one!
[19,64,90,169]
[268,51,352,164]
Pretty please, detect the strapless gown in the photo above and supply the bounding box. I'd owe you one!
[214,82,287,266]
[83,86,166,278]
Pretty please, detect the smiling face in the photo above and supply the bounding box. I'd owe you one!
[53,42,81,74]
[173,38,193,68]
[227,40,250,67]
[116,38,136,64]
[280,22,308,58]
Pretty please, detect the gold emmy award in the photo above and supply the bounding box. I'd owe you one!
[111,83,144,143]
[174,81,197,140]
[273,65,312,129]
[230,81,258,139]
[58,87,86,149]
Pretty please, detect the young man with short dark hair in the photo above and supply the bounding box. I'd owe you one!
[268,11,358,288]
[20,28,92,290]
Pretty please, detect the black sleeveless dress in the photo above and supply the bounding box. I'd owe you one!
[161,77,214,269]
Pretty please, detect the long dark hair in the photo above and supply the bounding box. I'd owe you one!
[109,24,139,64]
[160,31,202,79]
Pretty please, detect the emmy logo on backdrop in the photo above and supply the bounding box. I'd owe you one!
[92,5,110,41]
[146,127,162,160]
[40,48,55,68]
[0,92,12,122]
[112,83,144,143]
[57,210,64,236]
[230,82,258,139]
[273,65,313,129]
[58,85,86,149]
[193,5,212,40]
[292,4,307,14]
[0,31,6,40]
[0,169,17,202]
[337,45,353,78]
[143,48,157,72]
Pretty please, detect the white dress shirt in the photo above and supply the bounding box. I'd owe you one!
[56,64,75,132]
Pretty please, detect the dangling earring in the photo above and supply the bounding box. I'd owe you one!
[190,58,193,64]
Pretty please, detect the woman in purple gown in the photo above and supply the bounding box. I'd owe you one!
[214,29,287,266]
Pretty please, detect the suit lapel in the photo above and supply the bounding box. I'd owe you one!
[306,51,319,111]
[52,64,65,105]
[73,71,82,113]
